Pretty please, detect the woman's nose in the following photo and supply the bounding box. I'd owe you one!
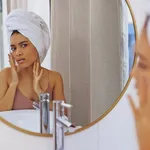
[15,49,23,57]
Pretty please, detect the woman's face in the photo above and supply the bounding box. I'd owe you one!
[10,33,39,68]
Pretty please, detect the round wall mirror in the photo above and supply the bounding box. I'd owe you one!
[0,0,136,135]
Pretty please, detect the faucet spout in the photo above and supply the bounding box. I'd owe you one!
[56,116,72,128]
[39,93,50,134]
[32,93,50,134]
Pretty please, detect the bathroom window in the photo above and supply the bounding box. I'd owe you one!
[128,23,135,73]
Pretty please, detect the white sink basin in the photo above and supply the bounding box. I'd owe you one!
[0,109,53,133]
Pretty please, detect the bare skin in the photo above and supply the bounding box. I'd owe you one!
[0,32,66,113]
[128,16,150,150]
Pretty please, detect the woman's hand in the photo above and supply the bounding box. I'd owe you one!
[128,15,150,150]
[8,53,20,85]
[33,61,44,95]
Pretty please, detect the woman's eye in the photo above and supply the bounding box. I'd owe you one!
[21,44,27,48]
[138,62,147,70]
[10,47,16,51]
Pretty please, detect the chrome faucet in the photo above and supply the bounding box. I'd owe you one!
[33,93,50,134]
[53,100,73,150]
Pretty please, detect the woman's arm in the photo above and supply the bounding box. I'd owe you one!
[0,68,17,111]
[53,72,65,101]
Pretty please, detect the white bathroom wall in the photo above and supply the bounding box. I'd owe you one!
[2,0,9,68]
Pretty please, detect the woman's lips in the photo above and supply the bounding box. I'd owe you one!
[17,58,25,64]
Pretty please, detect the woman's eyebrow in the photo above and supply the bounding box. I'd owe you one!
[18,41,28,45]
[10,41,28,47]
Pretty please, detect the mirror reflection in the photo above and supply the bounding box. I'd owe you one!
[0,0,135,133]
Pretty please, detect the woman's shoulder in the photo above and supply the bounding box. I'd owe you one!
[42,68,63,81]
[0,67,11,76]
[0,67,11,83]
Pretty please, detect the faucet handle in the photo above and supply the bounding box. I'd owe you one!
[61,101,72,108]
[33,101,39,110]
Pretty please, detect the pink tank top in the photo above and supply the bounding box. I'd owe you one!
[12,85,51,110]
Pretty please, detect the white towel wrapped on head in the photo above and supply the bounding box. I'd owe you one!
[5,9,50,63]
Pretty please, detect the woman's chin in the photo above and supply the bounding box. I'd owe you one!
[18,63,30,69]
[18,61,36,69]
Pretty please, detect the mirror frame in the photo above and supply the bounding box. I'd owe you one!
[0,0,138,137]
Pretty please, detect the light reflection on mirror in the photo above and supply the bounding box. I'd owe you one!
[0,0,136,133]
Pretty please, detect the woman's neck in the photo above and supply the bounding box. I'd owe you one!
[19,65,34,78]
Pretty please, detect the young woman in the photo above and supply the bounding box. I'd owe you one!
[0,9,65,111]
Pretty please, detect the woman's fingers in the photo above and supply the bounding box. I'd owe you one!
[8,53,16,69]
[8,54,13,67]
[130,66,139,89]
[33,61,39,75]
[143,16,150,30]
[33,61,36,74]
[16,65,21,72]
[34,61,39,76]
[39,69,43,78]
[33,61,42,79]
[140,16,150,40]
[11,53,15,65]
